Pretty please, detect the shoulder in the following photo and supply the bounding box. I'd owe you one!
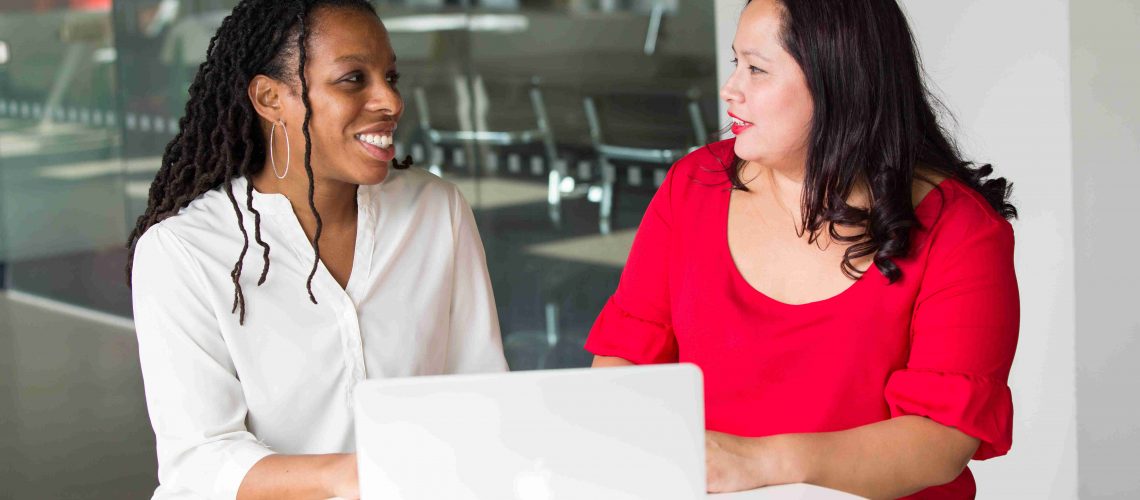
[386,164,460,195]
[671,138,737,182]
[133,181,250,281]
[369,166,468,221]
[917,177,1014,253]
[132,221,210,292]
[155,180,248,241]
[659,138,736,203]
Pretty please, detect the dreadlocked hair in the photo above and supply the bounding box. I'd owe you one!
[125,0,412,325]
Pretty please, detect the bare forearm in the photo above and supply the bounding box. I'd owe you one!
[770,416,978,499]
[592,355,635,368]
[237,453,356,500]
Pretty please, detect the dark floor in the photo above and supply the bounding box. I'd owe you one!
[0,295,158,500]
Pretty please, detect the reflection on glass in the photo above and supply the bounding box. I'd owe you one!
[374,0,717,370]
[2,0,716,350]
[2,4,158,500]
[0,0,126,312]
[0,0,719,495]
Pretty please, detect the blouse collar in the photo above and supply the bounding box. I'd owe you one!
[228,174,387,217]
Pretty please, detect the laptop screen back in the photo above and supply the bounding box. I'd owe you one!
[354,364,705,500]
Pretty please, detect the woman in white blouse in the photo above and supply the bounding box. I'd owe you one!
[126,1,507,498]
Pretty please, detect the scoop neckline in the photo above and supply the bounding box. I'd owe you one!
[722,177,949,308]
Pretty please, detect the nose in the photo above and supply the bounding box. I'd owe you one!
[366,80,403,118]
[719,68,743,106]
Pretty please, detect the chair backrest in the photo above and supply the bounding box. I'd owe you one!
[414,74,557,162]
[582,86,714,156]
[412,73,470,133]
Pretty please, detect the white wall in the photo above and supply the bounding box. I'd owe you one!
[1071,1,1140,498]
[901,2,1078,498]
[714,0,741,124]
[714,1,1078,497]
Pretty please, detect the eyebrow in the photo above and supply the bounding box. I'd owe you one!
[731,45,772,62]
[334,54,397,65]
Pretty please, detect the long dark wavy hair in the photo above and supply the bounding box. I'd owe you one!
[126,0,410,324]
[728,0,1017,282]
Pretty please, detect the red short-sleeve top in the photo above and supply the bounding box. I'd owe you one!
[585,139,1020,499]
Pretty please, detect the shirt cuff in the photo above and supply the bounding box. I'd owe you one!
[214,441,276,500]
[584,296,678,365]
[884,369,1013,460]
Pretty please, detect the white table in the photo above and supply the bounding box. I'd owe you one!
[333,483,862,500]
[710,483,865,499]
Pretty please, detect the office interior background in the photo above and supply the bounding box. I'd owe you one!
[0,0,1136,498]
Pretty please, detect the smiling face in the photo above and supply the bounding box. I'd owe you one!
[720,0,814,170]
[253,6,403,187]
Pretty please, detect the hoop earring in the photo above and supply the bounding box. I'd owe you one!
[269,119,290,179]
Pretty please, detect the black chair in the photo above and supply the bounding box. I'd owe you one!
[582,86,711,234]
[413,74,567,226]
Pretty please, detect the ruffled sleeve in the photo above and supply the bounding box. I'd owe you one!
[586,296,678,364]
[885,369,1013,459]
[884,196,1020,460]
[584,165,679,365]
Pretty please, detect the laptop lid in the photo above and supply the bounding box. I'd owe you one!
[354,364,705,500]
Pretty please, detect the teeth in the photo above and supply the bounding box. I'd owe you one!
[356,133,392,149]
[732,118,748,126]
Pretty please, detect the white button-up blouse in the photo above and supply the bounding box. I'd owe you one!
[131,168,508,499]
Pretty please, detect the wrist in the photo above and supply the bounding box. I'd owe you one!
[755,434,809,485]
[321,453,356,497]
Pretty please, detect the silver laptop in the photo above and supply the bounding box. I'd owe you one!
[354,364,705,500]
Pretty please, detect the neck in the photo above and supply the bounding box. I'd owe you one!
[741,157,873,230]
[251,162,358,238]
[742,158,806,209]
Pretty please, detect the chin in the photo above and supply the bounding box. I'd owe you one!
[355,164,390,185]
[732,139,765,162]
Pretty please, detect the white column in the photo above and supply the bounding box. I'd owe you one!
[901,1,1077,496]
[1072,0,1140,496]
[714,0,746,138]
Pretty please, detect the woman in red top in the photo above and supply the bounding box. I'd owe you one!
[585,0,1019,498]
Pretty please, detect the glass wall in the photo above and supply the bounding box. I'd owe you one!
[378,0,719,370]
[1,0,717,493]
[0,0,127,312]
[2,0,719,369]
[1,3,152,498]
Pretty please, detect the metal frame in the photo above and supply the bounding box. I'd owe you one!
[582,88,709,234]
[414,75,566,226]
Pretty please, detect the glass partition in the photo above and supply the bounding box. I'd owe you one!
[0,0,127,313]
[378,0,719,369]
[1,0,718,360]
[1,3,153,498]
[0,0,719,495]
